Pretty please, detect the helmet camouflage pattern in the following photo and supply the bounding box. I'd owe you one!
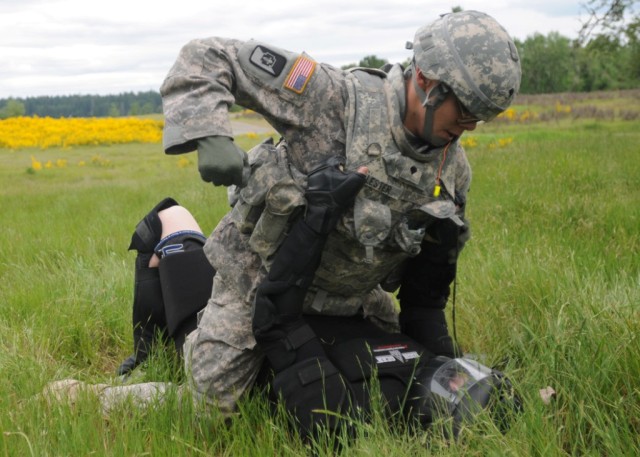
[411,10,522,121]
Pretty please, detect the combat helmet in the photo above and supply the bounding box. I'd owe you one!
[409,10,521,122]
[405,11,522,153]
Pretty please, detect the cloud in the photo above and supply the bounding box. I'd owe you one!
[0,0,586,97]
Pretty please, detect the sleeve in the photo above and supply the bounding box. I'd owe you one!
[396,144,472,357]
[160,37,348,155]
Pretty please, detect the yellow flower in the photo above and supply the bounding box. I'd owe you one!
[31,155,42,170]
[498,108,517,121]
[460,137,478,148]
[555,101,571,114]
[177,157,192,168]
[498,137,513,147]
[0,116,164,149]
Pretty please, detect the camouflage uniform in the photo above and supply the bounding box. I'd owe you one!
[161,38,471,413]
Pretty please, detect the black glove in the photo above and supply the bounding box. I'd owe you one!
[304,156,367,234]
[398,307,460,358]
[196,136,248,187]
[397,221,462,358]
[253,157,367,370]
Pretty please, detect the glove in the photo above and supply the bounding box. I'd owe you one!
[272,357,354,439]
[398,307,461,358]
[304,156,367,234]
[196,136,248,187]
[253,157,367,370]
[397,220,464,357]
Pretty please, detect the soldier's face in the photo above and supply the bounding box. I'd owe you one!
[432,92,478,142]
[405,72,477,145]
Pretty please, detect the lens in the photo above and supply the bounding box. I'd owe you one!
[454,97,481,124]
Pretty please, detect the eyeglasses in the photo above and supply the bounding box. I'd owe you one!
[453,96,482,125]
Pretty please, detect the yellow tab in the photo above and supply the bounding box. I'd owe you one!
[433,185,441,197]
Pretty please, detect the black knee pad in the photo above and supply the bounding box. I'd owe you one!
[157,234,215,349]
[129,197,179,253]
[131,259,167,360]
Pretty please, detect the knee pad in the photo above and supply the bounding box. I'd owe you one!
[129,197,179,253]
[157,234,215,344]
[131,261,167,360]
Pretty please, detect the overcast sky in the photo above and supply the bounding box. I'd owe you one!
[1,0,585,98]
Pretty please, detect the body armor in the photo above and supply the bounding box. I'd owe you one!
[229,67,467,319]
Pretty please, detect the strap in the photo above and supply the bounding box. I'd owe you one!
[128,197,179,252]
[310,289,329,312]
[297,358,339,386]
[283,324,317,352]
[154,230,207,257]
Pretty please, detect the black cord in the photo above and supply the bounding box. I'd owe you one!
[452,267,458,345]
[451,224,461,348]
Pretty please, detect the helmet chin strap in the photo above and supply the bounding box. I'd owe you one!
[410,62,451,148]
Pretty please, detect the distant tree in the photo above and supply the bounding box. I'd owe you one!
[577,1,640,89]
[579,0,639,44]
[108,103,121,117]
[574,34,637,90]
[130,101,141,116]
[141,102,155,115]
[516,32,575,93]
[626,20,640,80]
[341,54,389,70]
[359,55,389,69]
[0,99,26,118]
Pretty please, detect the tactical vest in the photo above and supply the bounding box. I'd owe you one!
[310,70,465,298]
[229,68,465,317]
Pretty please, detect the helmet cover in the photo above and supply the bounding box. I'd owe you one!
[412,10,522,121]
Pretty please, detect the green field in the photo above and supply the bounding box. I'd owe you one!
[1,102,639,455]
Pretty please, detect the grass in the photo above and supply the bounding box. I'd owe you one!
[1,104,639,455]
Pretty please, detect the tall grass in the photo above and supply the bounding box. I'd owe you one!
[1,114,638,455]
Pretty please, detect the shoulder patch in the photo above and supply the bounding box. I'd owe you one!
[249,45,287,77]
[283,55,316,94]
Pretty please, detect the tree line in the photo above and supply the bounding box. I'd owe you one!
[0,91,162,119]
[515,31,639,93]
[340,30,639,95]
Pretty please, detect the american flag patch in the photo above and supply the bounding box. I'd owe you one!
[283,55,316,94]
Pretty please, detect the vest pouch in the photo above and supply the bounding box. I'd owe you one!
[230,199,265,234]
[416,200,464,227]
[354,196,392,263]
[230,141,288,234]
[249,178,305,262]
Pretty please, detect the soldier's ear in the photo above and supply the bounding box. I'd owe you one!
[418,72,438,93]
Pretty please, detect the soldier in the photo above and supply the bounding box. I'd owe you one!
[159,9,521,418]
[48,9,521,438]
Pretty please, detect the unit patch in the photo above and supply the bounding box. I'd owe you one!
[284,55,316,94]
[373,344,420,365]
[249,45,286,77]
